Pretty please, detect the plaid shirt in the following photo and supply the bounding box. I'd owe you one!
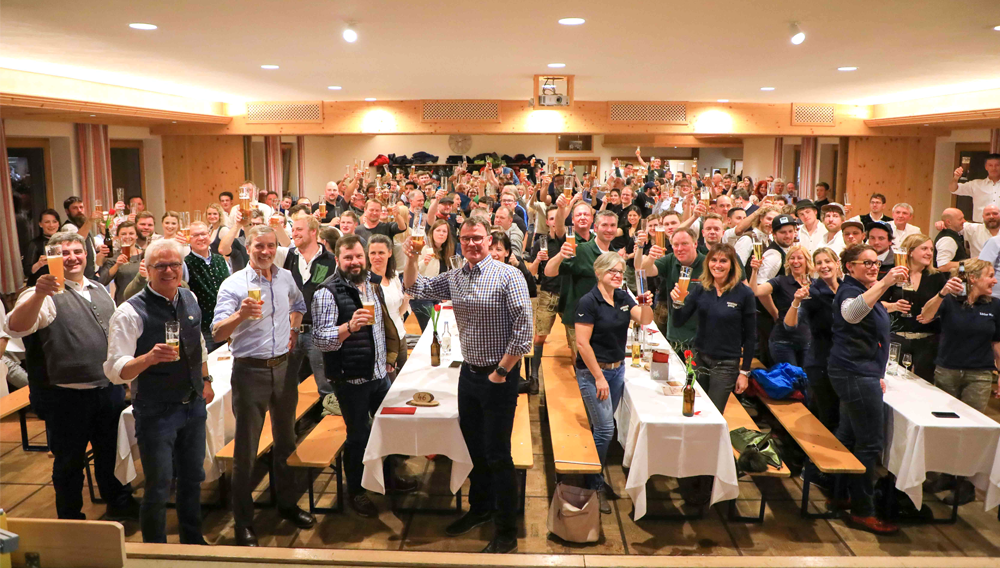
[405,256,533,366]
[312,273,387,383]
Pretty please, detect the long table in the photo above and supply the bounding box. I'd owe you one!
[114,345,236,485]
[615,328,740,520]
[882,369,1000,513]
[361,308,473,495]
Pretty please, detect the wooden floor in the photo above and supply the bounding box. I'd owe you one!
[3,314,1000,559]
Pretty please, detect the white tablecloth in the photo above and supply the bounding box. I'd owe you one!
[114,345,236,484]
[361,308,473,495]
[882,371,1000,511]
[615,329,740,520]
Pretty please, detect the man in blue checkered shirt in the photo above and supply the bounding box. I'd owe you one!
[403,216,532,554]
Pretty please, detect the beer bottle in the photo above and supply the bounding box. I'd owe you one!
[431,331,441,367]
[682,374,696,417]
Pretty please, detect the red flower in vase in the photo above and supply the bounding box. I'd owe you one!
[684,350,692,359]
[434,304,441,312]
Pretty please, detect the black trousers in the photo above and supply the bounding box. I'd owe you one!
[331,376,393,495]
[29,383,133,519]
[458,364,519,541]
[890,333,938,382]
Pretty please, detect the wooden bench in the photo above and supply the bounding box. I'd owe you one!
[722,393,790,522]
[0,387,47,451]
[287,414,347,514]
[756,393,865,518]
[511,393,533,512]
[5,518,126,568]
[541,357,602,478]
[214,376,322,507]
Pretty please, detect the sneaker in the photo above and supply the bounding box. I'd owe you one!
[105,496,141,521]
[444,510,492,536]
[845,514,899,535]
[349,493,379,518]
[481,536,517,553]
[598,490,611,514]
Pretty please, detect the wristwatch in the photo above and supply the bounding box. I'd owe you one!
[203,375,214,383]
[739,370,749,376]
[495,365,510,377]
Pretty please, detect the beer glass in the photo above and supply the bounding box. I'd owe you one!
[45,244,65,293]
[889,342,901,376]
[675,266,692,307]
[752,236,764,261]
[636,269,648,304]
[537,234,548,254]
[893,246,908,287]
[165,321,181,361]
[247,269,263,320]
[359,286,376,326]
[565,227,576,258]
[449,254,464,271]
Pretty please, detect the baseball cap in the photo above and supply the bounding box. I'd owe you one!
[820,203,846,217]
[841,220,865,233]
[867,220,893,236]
[771,214,798,232]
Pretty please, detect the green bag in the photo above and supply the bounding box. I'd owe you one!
[730,427,782,473]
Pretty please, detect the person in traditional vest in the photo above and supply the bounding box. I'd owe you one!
[283,213,339,402]
[182,220,230,352]
[212,225,313,546]
[3,232,138,521]
[935,208,969,272]
[103,238,213,543]
[312,234,415,518]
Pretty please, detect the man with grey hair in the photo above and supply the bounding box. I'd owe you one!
[493,206,524,259]
[890,203,921,246]
[105,237,213,544]
[212,225,312,546]
[4,231,138,521]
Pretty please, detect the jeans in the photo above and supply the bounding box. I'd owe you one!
[410,299,435,332]
[458,364,519,541]
[330,376,392,495]
[769,338,808,368]
[133,397,207,543]
[576,364,626,490]
[693,352,740,413]
[29,384,133,519]
[828,368,884,517]
[288,331,334,397]
[933,366,993,412]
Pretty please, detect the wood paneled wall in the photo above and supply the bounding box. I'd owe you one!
[161,135,245,215]
[846,136,936,232]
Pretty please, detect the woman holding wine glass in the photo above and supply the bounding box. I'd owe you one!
[98,221,141,305]
[882,234,946,381]
[612,206,643,293]
[574,251,653,513]
[413,219,455,331]
[748,244,814,366]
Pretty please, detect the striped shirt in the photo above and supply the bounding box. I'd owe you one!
[405,256,533,366]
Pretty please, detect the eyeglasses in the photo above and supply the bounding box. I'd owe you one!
[459,235,486,245]
[606,269,624,276]
[150,262,183,271]
[849,260,882,269]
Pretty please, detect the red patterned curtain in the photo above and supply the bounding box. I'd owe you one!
[264,135,283,194]
[991,128,1000,154]
[1,119,25,293]
[799,137,818,200]
[75,123,113,208]
[772,137,784,177]
[296,136,305,198]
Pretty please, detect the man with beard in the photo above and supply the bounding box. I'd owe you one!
[311,235,413,518]
[941,203,999,258]
[819,203,847,256]
[135,211,157,249]
[60,196,106,278]
[212,225,313,546]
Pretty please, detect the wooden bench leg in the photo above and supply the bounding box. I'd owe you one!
[19,408,48,452]
[800,468,840,519]
[517,469,527,514]
[302,454,346,515]
[84,448,106,504]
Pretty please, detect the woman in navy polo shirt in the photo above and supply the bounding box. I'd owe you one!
[828,243,908,535]
[749,244,814,367]
[574,251,653,513]
[670,243,756,413]
[918,259,1000,505]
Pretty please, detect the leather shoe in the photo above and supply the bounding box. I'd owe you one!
[482,536,517,553]
[387,475,419,494]
[942,479,976,506]
[235,526,258,547]
[279,506,316,529]
[105,496,141,521]
[445,510,492,536]
[598,491,611,514]
[528,376,539,395]
[845,514,898,535]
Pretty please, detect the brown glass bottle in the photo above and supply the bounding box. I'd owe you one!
[431,332,441,367]
[682,374,696,417]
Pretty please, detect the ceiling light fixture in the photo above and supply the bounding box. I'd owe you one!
[717,99,729,103]
[260,64,279,70]
[790,22,805,45]
[558,18,585,25]
[994,25,1000,31]
[89,114,96,117]
[838,66,858,71]
[547,63,566,68]
[760,87,775,91]
[128,23,157,30]
[365,97,376,101]
[172,121,177,123]
[343,25,358,43]
[328,86,342,90]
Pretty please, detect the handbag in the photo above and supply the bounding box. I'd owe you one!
[546,482,600,543]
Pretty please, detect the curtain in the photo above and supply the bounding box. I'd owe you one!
[264,135,282,195]
[991,129,1000,154]
[296,136,305,199]
[799,137,818,200]
[75,123,113,208]
[772,137,784,177]
[0,119,25,293]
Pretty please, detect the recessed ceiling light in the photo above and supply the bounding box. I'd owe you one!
[128,23,157,30]
[328,86,342,90]
[89,114,96,117]
[172,121,177,123]
[717,99,729,103]
[923,123,930,126]
[994,25,1000,31]
[838,66,858,71]
[365,97,376,101]
[790,22,805,45]
[260,64,279,70]
[760,87,775,91]
[558,18,585,25]
[343,28,358,43]
[547,63,566,68]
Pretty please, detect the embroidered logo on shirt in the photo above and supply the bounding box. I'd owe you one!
[620,306,629,312]
[727,302,739,309]
[311,264,329,284]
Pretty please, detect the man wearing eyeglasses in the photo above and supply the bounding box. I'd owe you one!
[212,225,312,546]
[5,232,139,523]
[403,216,532,554]
[104,238,213,544]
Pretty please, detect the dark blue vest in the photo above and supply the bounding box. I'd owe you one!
[319,273,383,382]
[829,275,890,377]
[126,287,204,402]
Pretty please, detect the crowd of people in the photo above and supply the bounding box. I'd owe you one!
[3,150,1000,550]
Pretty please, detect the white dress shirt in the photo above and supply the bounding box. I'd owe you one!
[797,222,828,254]
[935,235,960,267]
[104,286,209,384]
[891,223,922,247]
[953,176,1000,222]
[961,222,998,259]
[820,230,846,256]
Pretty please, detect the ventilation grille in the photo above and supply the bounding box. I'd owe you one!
[609,102,687,123]
[421,101,501,122]
[245,102,323,123]
[791,103,836,126]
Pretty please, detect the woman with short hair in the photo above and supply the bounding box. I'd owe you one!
[574,251,652,513]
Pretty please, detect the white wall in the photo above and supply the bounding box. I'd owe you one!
[931,128,992,233]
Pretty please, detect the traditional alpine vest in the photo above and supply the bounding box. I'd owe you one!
[283,247,337,326]
[184,251,229,337]
[126,287,204,402]
[933,228,969,268]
